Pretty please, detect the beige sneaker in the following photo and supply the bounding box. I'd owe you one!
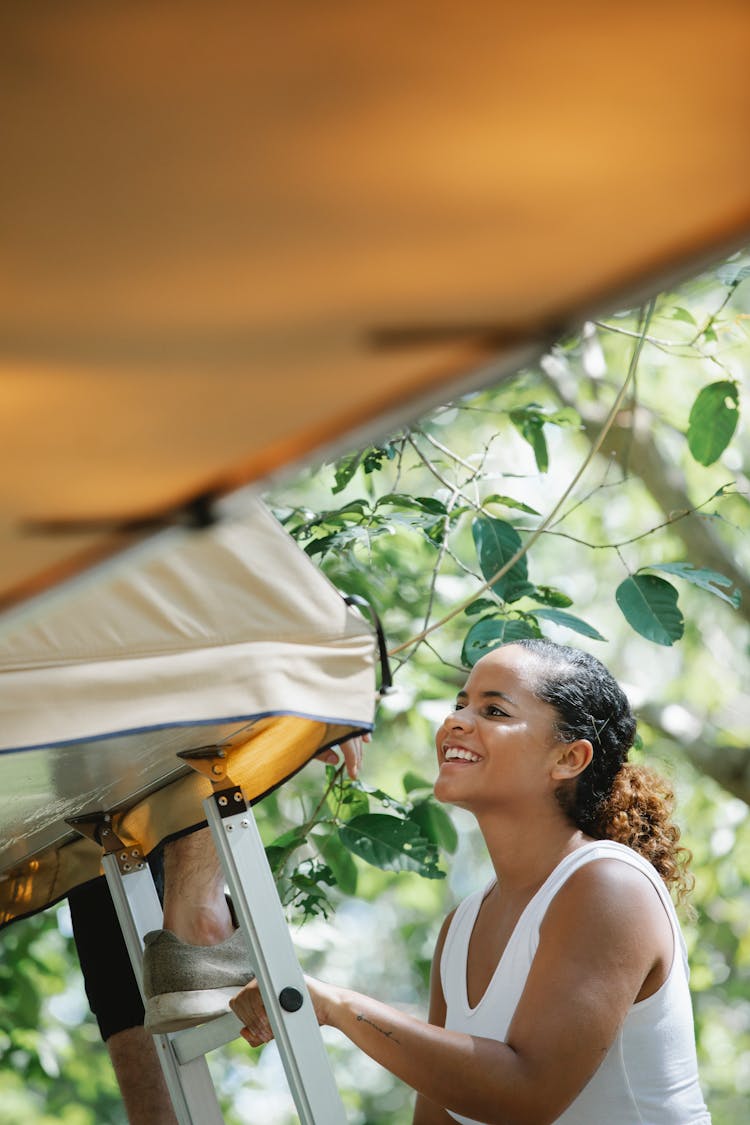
[142,927,255,1034]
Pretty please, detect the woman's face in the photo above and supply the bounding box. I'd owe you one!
[433,644,564,814]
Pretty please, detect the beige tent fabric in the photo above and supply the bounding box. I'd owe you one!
[0,496,376,925]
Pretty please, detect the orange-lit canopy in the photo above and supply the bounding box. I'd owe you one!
[2,0,750,602]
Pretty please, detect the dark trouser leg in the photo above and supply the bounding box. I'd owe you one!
[69,858,177,1124]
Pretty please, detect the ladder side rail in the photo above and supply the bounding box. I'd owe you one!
[204,794,348,1125]
[101,852,226,1125]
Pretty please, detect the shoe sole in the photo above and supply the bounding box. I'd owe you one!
[144,986,241,1034]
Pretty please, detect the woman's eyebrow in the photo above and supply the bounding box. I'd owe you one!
[456,689,517,706]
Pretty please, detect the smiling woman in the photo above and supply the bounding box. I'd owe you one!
[230,639,711,1125]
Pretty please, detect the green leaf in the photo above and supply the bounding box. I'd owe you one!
[529,585,574,608]
[502,580,537,604]
[314,828,359,895]
[483,493,541,516]
[326,777,370,821]
[532,607,607,640]
[464,597,498,617]
[332,451,363,493]
[286,861,337,920]
[331,444,396,493]
[669,306,697,325]
[362,442,397,473]
[377,493,448,515]
[687,381,740,466]
[264,829,307,875]
[509,408,548,472]
[339,814,444,878]
[461,615,540,667]
[647,563,741,609]
[472,517,528,601]
[349,780,410,816]
[507,404,577,471]
[615,575,684,646]
[267,828,307,848]
[408,800,458,855]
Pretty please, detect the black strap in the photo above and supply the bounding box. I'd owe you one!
[343,594,394,695]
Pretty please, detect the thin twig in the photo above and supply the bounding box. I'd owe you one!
[688,283,738,347]
[405,432,484,514]
[418,429,483,475]
[595,321,685,349]
[541,486,736,551]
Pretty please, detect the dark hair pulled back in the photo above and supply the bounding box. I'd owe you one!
[510,638,692,902]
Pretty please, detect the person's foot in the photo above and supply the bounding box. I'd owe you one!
[142,928,255,1034]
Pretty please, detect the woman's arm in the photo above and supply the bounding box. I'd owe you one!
[412,913,455,1125]
[231,861,671,1125]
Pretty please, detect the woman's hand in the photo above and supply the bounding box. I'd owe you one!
[230,975,343,1047]
[314,732,370,779]
[230,979,273,1048]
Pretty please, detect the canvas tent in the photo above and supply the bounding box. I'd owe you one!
[0,494,376,925]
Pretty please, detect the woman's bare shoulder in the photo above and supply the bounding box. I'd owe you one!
[543,854,671,943]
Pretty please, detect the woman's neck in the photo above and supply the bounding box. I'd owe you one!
[475,807,590,895]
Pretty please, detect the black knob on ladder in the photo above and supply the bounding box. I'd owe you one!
[279,987,304,1012]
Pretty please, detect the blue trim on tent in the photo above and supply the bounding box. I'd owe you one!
[0,710,375,756]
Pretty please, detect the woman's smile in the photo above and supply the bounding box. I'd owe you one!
[440,744,483,766]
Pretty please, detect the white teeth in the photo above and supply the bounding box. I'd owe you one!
[444,747,480,763]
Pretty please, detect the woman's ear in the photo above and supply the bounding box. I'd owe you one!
[550,739,593,781]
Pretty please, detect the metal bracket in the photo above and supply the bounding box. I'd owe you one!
[177,744,232,785]
[66,812,146,875]
[177,745,248,818]
[176,742,249,823]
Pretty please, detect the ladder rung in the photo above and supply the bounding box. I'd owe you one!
[171,1011,243,1065]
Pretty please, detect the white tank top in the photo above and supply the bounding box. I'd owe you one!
[440,840,711,1125]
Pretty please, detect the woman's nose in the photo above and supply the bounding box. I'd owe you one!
[446,708,474,730]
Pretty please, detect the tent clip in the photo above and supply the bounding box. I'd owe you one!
[66,812,146,875]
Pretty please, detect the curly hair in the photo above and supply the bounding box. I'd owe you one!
[510,638,693,903]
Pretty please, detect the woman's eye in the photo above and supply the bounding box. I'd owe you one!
[484,705,508,718]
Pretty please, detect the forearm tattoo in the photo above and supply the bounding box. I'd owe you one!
[356,1011,401,1044]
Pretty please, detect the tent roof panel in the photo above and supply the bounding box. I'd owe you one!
[2,1,750,601]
